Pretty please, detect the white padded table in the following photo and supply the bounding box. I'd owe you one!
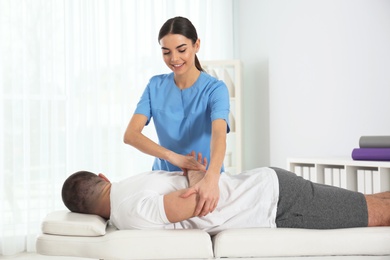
[36,210,390,260]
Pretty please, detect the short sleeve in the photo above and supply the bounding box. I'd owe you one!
[209,81,230,131]
[134,83,152,125]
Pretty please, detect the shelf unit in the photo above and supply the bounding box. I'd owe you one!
[202,60,242,174]
[287,157,390,193]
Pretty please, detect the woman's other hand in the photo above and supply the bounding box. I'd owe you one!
[168,151,206,175]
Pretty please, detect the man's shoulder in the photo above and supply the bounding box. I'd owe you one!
[114,171,184,188]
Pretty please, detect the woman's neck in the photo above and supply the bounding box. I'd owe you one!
[174,68,201,90]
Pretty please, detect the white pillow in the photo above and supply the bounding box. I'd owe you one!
[41,210,108,236]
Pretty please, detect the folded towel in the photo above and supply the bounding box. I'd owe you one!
[352,148,390,161]
[359,136,390,148]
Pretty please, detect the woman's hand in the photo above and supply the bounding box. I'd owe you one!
[180,152,220,217]
[167,151,206,174]
[190,174,220,217]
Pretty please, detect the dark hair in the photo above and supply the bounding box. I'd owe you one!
[158,16,203,72]
[62,171,103,214]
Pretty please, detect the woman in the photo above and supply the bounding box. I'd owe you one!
[123,17,230,217]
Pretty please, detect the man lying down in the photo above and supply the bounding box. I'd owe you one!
[62,154,390,235]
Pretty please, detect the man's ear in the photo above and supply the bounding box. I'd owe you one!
[98,173,110,182]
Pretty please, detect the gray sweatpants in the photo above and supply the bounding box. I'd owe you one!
[273,167,368,229]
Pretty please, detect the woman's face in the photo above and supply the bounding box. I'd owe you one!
[159,33,200,76]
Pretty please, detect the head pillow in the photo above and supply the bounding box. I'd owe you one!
[41,210,108,236]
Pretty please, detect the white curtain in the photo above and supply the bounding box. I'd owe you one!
[0,0,234,255]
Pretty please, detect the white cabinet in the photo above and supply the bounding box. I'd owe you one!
[202,60,242,174]
[287,157,390,193]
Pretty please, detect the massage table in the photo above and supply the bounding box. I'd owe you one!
[36,210,390,259]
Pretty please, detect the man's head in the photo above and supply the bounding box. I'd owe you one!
[62,171,109,215]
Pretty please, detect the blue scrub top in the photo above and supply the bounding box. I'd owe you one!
[134,71,230,172]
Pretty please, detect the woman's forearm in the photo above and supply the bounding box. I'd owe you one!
[207,119,227,175]
[124,114,173,161]
[125,130,173,161]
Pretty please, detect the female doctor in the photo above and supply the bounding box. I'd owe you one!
[123,17,230,217]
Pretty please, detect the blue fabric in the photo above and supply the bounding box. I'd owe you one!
[134,71,230,172]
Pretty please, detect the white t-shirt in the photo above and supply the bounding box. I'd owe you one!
[110,167,279,235]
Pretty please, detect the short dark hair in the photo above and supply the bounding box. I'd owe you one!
[62,171,103,214]
[158,16,203,72]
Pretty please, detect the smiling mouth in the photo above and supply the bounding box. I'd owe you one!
[172,63,184,68]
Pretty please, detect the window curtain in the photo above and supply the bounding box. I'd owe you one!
[0,0,234,255]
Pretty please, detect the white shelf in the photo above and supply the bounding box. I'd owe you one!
[287,157,390,193]
[203,60,242,174]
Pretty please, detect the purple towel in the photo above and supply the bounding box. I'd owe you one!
[351,148,390,161]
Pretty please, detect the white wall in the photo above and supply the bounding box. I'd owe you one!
[236,0,390,169]
[234,0,270,170]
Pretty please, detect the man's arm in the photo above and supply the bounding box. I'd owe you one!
[163,189,198,223]
[163,170,206,223]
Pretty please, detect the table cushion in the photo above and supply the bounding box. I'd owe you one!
[37,225,213,259]
[213,227,390,258]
